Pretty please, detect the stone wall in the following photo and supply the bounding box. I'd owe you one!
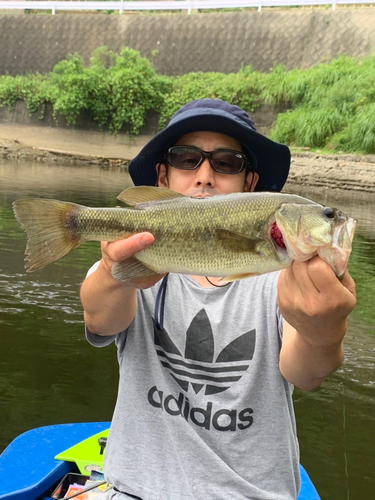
[1,8,375,77]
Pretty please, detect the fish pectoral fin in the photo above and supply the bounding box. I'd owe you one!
[111,256,160,281]
[117,186,186,207]
[215,229,262,253]
[221,272,259,284]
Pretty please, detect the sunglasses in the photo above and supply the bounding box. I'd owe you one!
[164,146,249,174]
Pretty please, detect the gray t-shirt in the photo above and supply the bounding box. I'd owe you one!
[87,271,300,500]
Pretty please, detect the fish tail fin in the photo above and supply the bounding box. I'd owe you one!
[13,199,84,272]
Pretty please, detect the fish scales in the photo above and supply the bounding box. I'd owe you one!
[75,207,148,241]
[119,192,316,277]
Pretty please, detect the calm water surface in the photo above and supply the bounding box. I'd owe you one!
[0,160,374,500]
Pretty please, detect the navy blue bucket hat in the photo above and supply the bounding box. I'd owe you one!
[128,98,291,192]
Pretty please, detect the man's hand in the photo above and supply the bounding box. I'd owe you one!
[278,256,356,390]
[81,232,164,336]
[100,232,165,290]
[278,256,356,346]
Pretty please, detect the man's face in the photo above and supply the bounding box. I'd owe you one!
[157,131,258,197]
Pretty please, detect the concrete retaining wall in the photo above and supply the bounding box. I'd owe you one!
[0,99,287,135]
[1,8,375,77]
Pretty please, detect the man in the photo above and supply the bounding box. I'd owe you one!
[80,99,356,499]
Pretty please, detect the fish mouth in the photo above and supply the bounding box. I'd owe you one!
[276,212,357,279]
[317,216,357,279]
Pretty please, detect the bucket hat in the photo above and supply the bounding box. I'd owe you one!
[128,98,290,192]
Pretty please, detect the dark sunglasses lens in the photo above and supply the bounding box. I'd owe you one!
[169,147,201,170]
[212,151,244,173]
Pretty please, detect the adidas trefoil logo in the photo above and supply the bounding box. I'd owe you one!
[154,309,256,396]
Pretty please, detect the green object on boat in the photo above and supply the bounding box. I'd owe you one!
[55,428,110,475]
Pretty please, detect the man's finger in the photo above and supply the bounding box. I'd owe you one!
[339,269,357,298]
[103,233,155,262]
[280,260,319,299]
[305,257,345,295]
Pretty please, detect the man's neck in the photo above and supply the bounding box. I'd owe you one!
[191,275,224,288]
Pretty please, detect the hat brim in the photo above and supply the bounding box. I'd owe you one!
[128,109,290,192]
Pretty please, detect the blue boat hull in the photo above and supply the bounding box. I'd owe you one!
[0,422,320,499]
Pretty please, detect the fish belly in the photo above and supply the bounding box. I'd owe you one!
[136,235,291,277]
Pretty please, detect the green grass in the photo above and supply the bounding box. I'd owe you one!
[265,55,375,154]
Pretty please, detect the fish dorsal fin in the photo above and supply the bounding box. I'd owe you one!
[117,186,186,207]
[215,229,262,253]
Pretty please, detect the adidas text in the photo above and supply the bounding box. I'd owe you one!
[148,386,253,431]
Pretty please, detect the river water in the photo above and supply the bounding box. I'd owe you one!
[0,159,374,500]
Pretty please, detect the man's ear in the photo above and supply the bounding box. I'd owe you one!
[156,163,169,188]
[244,171,259,192]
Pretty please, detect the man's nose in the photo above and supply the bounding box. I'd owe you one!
[194,158,215,185]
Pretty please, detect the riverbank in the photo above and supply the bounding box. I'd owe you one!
[285,151,375,195]
[1,128,375,195]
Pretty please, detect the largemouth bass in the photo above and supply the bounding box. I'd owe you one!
[12,186,357,281]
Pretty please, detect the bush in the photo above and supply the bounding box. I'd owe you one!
[44,53,96,125]
[0,73,47,116]
[43,47,172,134]
[159,66,264,127]
[105,48,171,134]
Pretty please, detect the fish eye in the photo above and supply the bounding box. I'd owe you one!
[323,207,334,218]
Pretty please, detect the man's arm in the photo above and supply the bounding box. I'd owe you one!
[278,256,356,391]
[80,232,163,336]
